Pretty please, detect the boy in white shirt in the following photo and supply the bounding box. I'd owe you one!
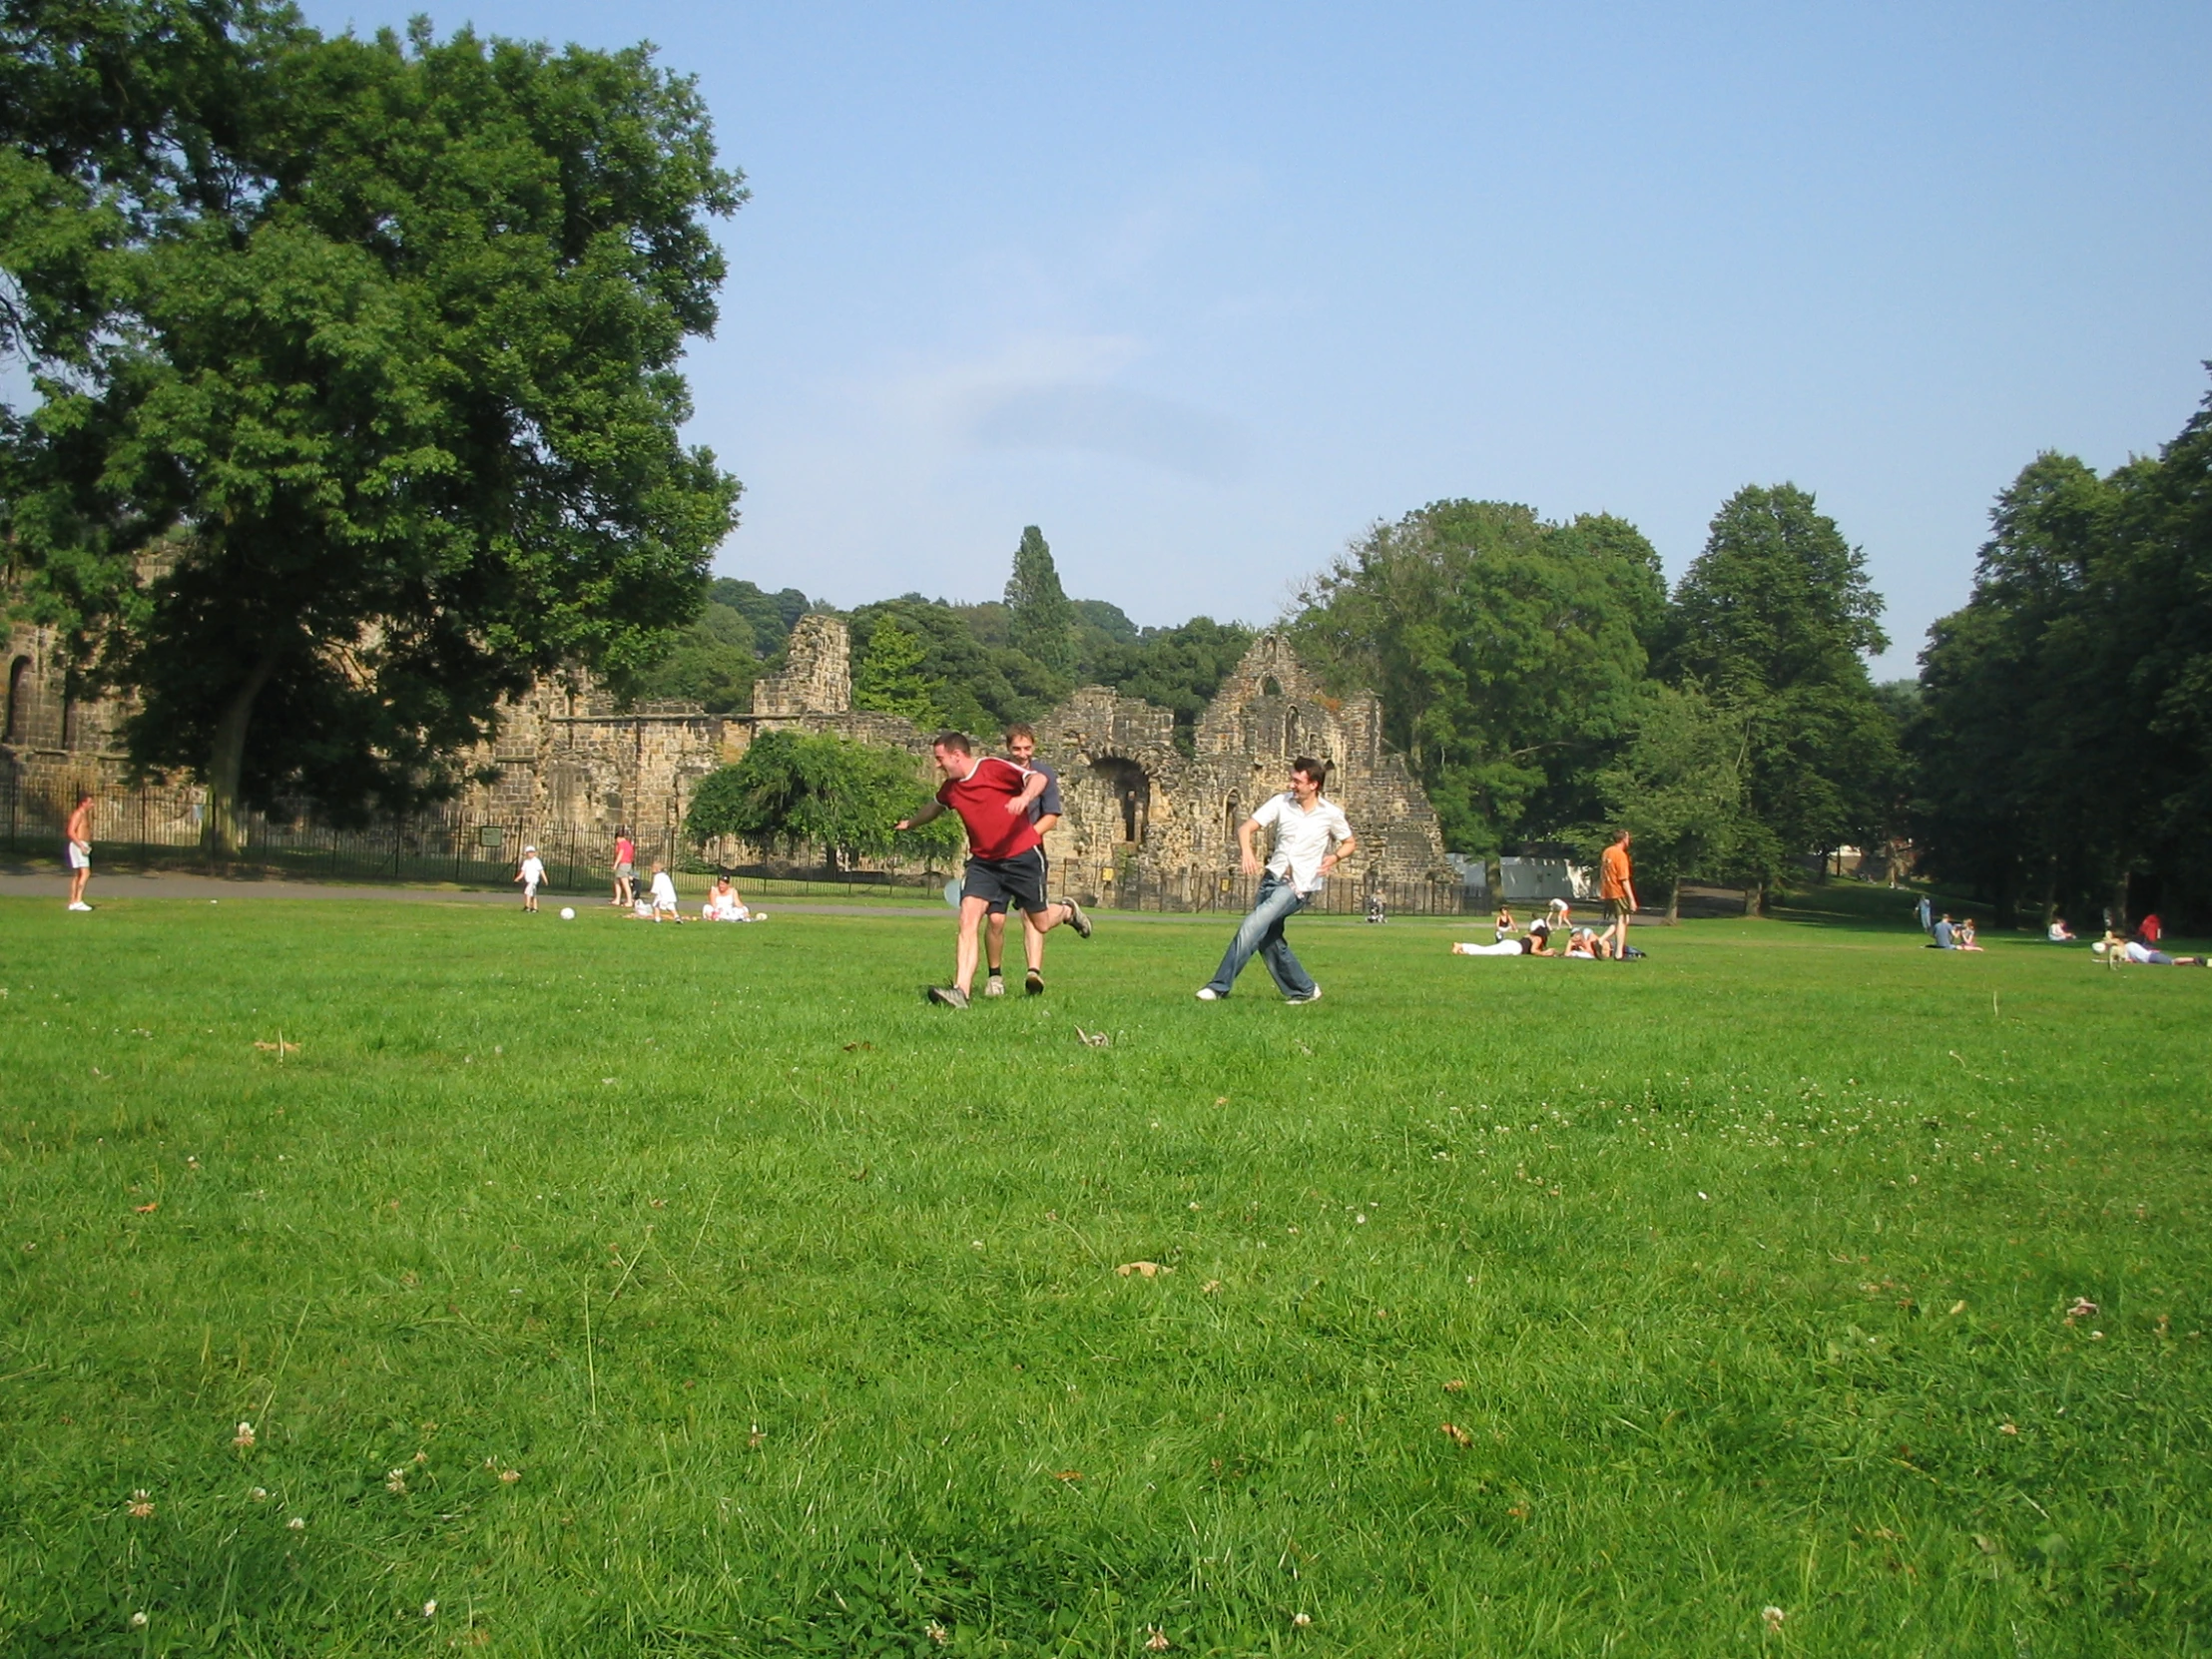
[514,845,547,911]
[1195,757,1355,1003]
[647,861,682,922]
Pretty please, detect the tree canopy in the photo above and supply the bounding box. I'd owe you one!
[3,11,743,845]
[1665,485,1899,889]
[1291,500,1665,856]
[1909,383,2212,924]
[1003,524,1075,676]
[684,729,956,870]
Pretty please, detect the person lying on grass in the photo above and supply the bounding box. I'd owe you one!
[1452,912,1558,956]
[2095,936,2211,966]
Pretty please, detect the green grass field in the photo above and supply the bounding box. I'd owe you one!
[2,895,2207,1656]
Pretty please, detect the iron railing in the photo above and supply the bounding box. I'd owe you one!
[2,773,1483,912]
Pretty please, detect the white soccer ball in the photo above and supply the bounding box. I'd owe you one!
[559,906,576,920]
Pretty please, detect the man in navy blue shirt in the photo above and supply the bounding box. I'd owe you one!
[985,723,1065,995]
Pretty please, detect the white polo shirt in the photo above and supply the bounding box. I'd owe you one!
[1251,792,1353,894]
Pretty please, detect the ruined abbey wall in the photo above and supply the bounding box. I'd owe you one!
[1033,632,1446,898]
[4,610,1446,889]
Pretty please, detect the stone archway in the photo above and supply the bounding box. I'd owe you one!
[1089,756,1151,845]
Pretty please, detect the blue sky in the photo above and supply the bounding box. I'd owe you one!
[301,0,2211,676]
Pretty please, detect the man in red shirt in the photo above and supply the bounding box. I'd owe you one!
[897,731,1091,1007]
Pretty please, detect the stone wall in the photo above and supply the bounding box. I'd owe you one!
[4,607,1445,889]
[1033,633,1447,902]
[1,621,151,840]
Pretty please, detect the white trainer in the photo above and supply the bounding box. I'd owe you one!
[1194,987,1220,1001]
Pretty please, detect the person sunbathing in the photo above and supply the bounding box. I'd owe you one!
[2098,936,2211,966]
[1453,911,1556,956]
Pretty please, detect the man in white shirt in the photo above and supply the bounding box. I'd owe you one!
[515,845,547,911]
[1196,757,1355,1003]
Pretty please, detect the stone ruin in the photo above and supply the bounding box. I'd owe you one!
[4,608,1448,893]
[1033,631,1448,899]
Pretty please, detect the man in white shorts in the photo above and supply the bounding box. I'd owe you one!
[646,860,682,921]
[515,844,547,911]
[65,790,95,910]
[1196,757,1354,1003]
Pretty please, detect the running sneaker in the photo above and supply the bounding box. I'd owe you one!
[1194,987,1221,1001]
[67,901,92,912]
[983,974,1005,997]
[1284,985,1323,1004]
[1025,970,1045,996]
[928,986,970,1009]
[1060,896,1092,939]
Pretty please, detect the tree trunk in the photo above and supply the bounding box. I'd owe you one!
[1665,877,1681,925]
[203,656,278,862]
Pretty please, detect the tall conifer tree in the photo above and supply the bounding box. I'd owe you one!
[1003,525,1075,676]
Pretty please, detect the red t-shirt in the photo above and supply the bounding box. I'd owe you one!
[937,757,1042,861]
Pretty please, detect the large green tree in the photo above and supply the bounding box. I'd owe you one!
[1664,484,1898,894]
[1910,387,2212,924]
[849,614,941,727]
[4,15,743,849]
[1590,681,1751,919]
[685,729,956,870]
[1003,524,1075,676]
[1292,500,1666,855]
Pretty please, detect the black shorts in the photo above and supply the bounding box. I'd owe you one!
[967,847,1049,915]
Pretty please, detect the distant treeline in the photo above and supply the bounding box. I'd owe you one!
[634,527,1254,757]
[1911,381,2212,927]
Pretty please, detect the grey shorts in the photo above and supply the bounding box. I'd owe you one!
[986,848,1049,915]
[615,861,635,879]
[966,848,1049,915]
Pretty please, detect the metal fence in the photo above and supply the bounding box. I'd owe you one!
[1079,863,1480,917]
[2,773,1482,912]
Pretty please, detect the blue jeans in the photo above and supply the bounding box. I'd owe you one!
[1204,872,1317,998]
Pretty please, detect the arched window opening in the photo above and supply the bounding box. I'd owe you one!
[1261,675,1283,698]
[5,657,29,745]
[1090,757,1151,845]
